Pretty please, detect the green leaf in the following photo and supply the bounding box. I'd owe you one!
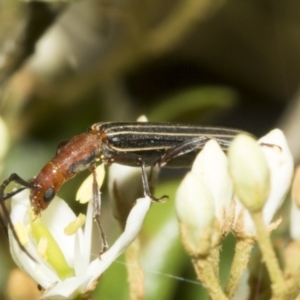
[148,86,237,122]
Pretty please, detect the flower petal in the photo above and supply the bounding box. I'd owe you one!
[42,276,92,299]
[38,196,84,268]
[258,129,294,224]
[79,199,94,273]
[31,218,75,280]
[86,196,151,285]
[9,191,60,288]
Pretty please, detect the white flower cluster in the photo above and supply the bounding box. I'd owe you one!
[176,129,293,243]
[174,129,295,299]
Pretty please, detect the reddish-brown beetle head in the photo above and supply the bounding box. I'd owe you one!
[30,162,65,215]
[29,132,102,215]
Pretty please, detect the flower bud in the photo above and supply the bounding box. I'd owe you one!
[228,134,270,213]
[233,129,293,236]
[191,139,234,233]
[176,172,216,255]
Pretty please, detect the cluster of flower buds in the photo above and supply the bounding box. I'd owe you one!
[175,129,295,299]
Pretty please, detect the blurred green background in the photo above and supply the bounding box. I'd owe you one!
[0,0,299,299]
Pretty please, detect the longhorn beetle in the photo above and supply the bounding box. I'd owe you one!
[0,122,243,259]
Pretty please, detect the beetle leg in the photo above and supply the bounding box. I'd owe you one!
[156,136,232,167]
[89,165,108,254]
[141,163,168,202]
[0,173,34,200]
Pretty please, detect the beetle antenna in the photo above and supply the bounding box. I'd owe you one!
[0,174,37,262]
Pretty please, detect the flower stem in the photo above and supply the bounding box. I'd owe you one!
[225,236,255,298]
[192,254,228,300]
[210,246,220,277]
[250,211,285,296]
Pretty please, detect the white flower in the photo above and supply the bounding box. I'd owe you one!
[9,187,151,299]
[176,171,216,255]
[191,139,234,234]
[175,140,237,254]
[175,139,238,254]
[176,171,215,242]
[232,129,294,236]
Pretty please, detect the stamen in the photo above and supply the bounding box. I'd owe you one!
[14,223,28,245]
[64,213,86,235]
[76,164,105,203]
[37,237,48,260]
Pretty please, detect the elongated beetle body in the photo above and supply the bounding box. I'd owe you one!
[0,121,243,257]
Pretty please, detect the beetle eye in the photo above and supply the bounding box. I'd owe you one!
[44,187,55,203]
